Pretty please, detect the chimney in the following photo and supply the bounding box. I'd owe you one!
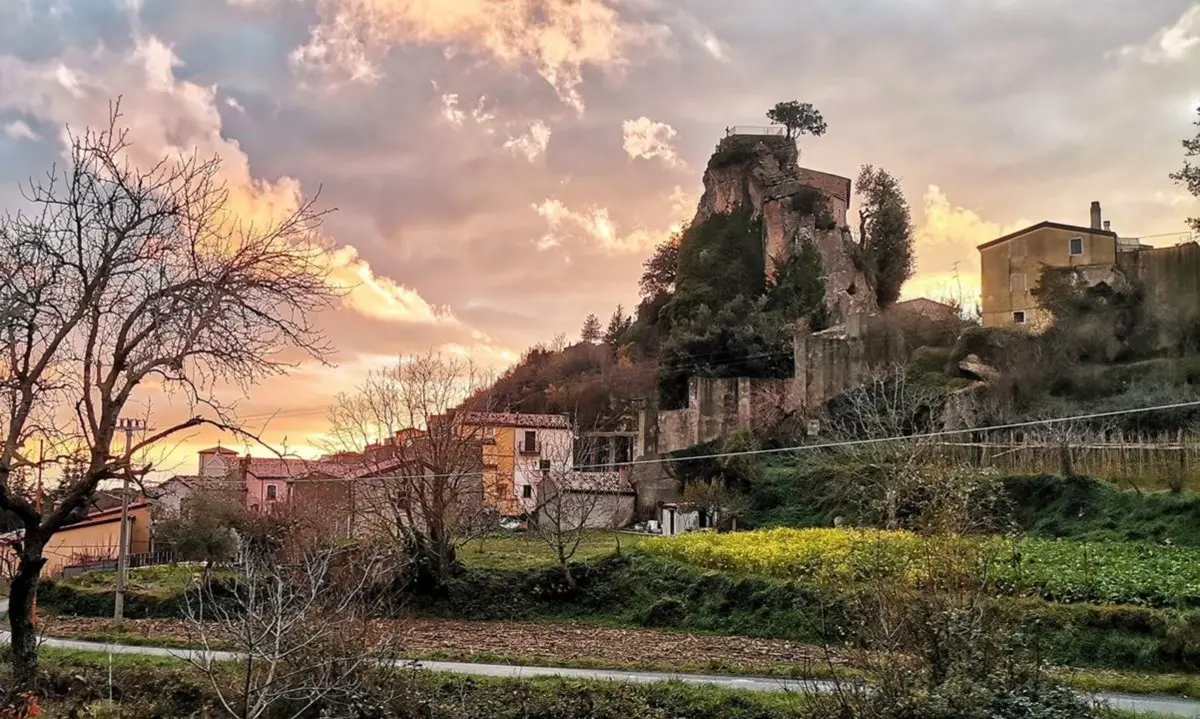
[1090,201,1102,230]
[1103,220,1111,233]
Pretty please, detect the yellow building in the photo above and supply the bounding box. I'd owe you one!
[978,202,1118,329]
[0,502,153,578]
[466,412,573,517]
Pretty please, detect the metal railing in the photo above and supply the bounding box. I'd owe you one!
[726,125,786,137]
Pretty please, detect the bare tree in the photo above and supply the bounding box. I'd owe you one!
[0,104,337,693]
[323,353,493,586]
[185,542,405,719]
[821,367,949,530]
[525,434,630,586]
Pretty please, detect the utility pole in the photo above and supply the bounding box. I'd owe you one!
[114,417,146,623]
[32,440,43,627]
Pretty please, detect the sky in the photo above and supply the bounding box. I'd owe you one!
[0,0,1197,474]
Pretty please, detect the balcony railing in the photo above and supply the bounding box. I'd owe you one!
[726,125,786,137]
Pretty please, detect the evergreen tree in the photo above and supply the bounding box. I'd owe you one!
[856,165,915,308]
[580,314,602,344]
[604,305,633,346]
[766,101,828,141]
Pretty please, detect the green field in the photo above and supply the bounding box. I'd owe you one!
[458,531,649,570]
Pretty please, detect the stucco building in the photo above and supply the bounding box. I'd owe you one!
[0,502,152,577]
[978,201,1120,329]
[466,412,574,516]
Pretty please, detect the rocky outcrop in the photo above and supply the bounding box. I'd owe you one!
[693,134,876,324]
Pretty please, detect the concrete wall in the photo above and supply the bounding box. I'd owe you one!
[1120,242,1200,315]
[628,459,679,520]
[981,225,1117,328]
[645,319,880,455]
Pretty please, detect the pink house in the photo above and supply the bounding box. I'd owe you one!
[180,447,360,513]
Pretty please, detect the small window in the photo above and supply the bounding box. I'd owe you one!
[1069,237,1083,256]
[1012,311,1027,325]
[539,459,552,471]
[522,430,537,453]
[522,484,533,499]
[265,485,277,501]
[1009,273,1027,293]
[1011,237,1026,258]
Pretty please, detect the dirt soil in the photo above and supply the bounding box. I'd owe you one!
[43,615,834,671]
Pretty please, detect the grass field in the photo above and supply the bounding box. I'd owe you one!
[458,531,649,570]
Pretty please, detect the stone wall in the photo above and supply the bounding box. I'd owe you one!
[1119,242,1200,315]
[628,459,679,520]
[643,317,885,455]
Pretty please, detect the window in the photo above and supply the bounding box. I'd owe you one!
[1012,311,1027,325]
[1069,237,1083,256]
[1010,237,1026,258]
[521,430,538,454]
[539,459,552,471]
[522,484,533,499]
[266,484,277,501]
[1009,273,1027,293]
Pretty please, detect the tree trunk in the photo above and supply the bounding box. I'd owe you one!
[8,541,46,697]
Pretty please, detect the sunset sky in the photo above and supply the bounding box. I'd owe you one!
[0,0,1197,475]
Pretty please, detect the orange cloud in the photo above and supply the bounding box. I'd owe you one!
[903,186,1030,305]
[534,198,680,254]
[328,246,458,324]
[290,0,667,111]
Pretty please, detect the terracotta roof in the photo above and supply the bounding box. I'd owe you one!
[558,471,634,494]
[464,412,571,429]
[197,446,239,455]
[976,221,1118,251]
[893,297,960,318]
[245,456,359,480]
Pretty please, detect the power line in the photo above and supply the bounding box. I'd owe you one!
[244,397,1200,482]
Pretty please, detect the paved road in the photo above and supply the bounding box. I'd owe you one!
[0,630,1195,717]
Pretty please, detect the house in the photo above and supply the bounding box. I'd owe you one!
[157,447,363,527]
[0,502,152,577]
[978,201,1120,329]
[892,297,961,323]
[536,471,635,530]
[464,412,573,516]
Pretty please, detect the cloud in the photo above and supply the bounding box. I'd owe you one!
[622,116,680,166]
[439,92,466,125]
[0,34,450,328]
[1115,3,1200,64]
[2,119,38,140]
[503,120,551,162]
[902,186,1030,304]
[327,246,459,324]
[533,198,677,254]
[289,0,668,111]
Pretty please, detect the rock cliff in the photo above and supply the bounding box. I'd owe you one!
[692,134,877,323]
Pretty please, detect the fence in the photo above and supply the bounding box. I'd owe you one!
[61,548,178,578]
[726,125,786,137]
[937,429,1200,490]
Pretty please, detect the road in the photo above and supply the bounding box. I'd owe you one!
[0,626,1194,717]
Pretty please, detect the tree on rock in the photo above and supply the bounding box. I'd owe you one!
[856,165,915,308]
[766,101,828,140]
[580,313,602,344]
[1171,104,1200,232]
